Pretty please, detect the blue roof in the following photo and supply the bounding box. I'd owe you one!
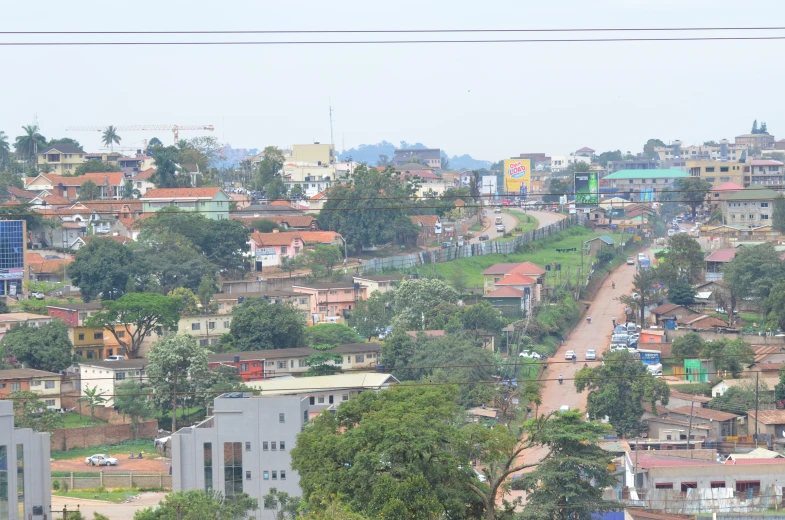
[588,235,616,245]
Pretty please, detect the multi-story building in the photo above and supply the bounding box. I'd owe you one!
[208,343,381,381]
[78,359,148,406]
[36,143,87,174]
[47,302,103,327]
[393,148,442,169]
[685,160,745,187]
[735,133,775,150]
[291,282,365,324]
[247,231,343,270]
[48,302,132,360]
[84,151,121,164]
[0,369,62,408]
[721,185,778,227]
[172,393,308,520]
[0,400,52,518]
[117,155,155,177]
[0,220,27,298]
[746,159,784,188]
[601,169,688,201]
[482,261,546,297]
[172,315,231,349]
[211,292,312,320]
[655,139,746,162]
[25,172,125,201]
[0,313,53,342]
[353,274,403,295]
[605,156,661,174]
[550,154,589,173]
[289,143,335,166]
[141,187,231,220]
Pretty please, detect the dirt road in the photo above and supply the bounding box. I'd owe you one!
[51,456,170,473]
[52,492,167,520]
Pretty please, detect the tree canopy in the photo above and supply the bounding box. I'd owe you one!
[304,323,361,347]
[0,321,73,372]
[134,489,257,520]
[68,237,134,301]
[723,243,785,303]
[9,390,64,432]
[224,298,305,351]
[393,278,458,330]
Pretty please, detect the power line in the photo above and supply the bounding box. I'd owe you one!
[3,36,785,46]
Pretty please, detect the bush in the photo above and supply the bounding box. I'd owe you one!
[52,480,60,491]
[669,383,712,397]
[60,480,69,492]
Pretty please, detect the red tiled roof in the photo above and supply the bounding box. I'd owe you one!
[297,231,340,244]
[45,172,125,186]
[6,186,37,199]
[141,187,223,199]
[398,170,441,180]
[248,231,298,247]
[482,262,546,276]
[668,390,712,403]
[680,315,727,328]
[37,194,72,206]
[754,363,785,371]
[310,186,340,201]
[513,261,547,276]
[26,256,73,274]
[410,215,440,227]
[669,405,739,421]
[269,215,318,228]
[269,200,292,207]
[750,345,783,363]
[705,249,737,263]
[650,303,689,315]
[711,182,744,192]
[133,167,156,181]
[495,273,537,285]
[576,147,595,153]
[483,287,524,298]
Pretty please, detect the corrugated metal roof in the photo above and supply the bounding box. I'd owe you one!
[603,169,688,180]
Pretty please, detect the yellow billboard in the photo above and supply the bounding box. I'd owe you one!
[503,159,531,196]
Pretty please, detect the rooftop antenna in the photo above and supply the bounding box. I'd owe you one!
[329,99,335,147]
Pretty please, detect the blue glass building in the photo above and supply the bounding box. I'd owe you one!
[0,220,26,297]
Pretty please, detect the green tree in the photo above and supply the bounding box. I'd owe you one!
[302,244,342,277]
[380,330,415,371]
[77,180,101,201]
[0,321,73,372]
[643,138,666,159]
[146,335,209,432]
[447,301,506,339]
[73,160,122,176]
[262,488,302,520]
[703,338,754,378]
[114,380,154,437]
[512,411,620,520]
[86,293,183,359]
[348,290,395,339]
[544,178,571,203]
[130,230,217,293]
[48,137,82,149]
[764,282,785,331]
[168,287,199,316]
[772,195,785,233]
[101,126,122,151]
[304,323,362,347]
[656,233,705,286]
[78,385,107,425]
[279,256,299,279]
[0,171,23,201]
[596,150,623,167]
[225,298,304,351]
[752,120,759,134]
[669,177,712,219]
[723,243,785,323]
[14,125,46,166]
[0,299,7,314]
[197,275,219,314]
[709,383,773,416]
[150,145,181,188]
[671,332,704,361]
[449,264,468,295]
[668,281,696,305]
[291,385,483,520]
[257,146,285,191]
[393,278,458,330]
[134,489,258,520]
[0,131,11,171]
[775,368,785,402]
[68,237,134,301]
[303,344,344,376]
[631,267,658,326]
[575,350,670,436]
[9,390,64,432]
[572,160,591,173]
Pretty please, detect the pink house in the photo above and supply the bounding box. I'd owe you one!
[291,282,366,325]
[248,231,303,271]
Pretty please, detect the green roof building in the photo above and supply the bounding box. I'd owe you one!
[602,169,688,202]
[722,185,779,228]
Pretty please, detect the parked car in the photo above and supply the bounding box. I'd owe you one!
[496,225,505,232]
[626,257,635,265]
[559,405,570,412]
[494,207,502,214]
[519,350,544,360]
[441,242,453,248]
[637,253,646,262]
[473,469,487,483]
[85,454,118,466]
[564,350,576,360]
[478,233,490,241]
[103,355,125,361]
[585,349,596,360]
[29,292,45,300]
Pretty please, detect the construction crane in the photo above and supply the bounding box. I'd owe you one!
[66,124,214,143]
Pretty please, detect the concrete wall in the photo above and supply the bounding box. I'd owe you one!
[648,462,785,489]
[52,472,172,490]
[666,328,785,345]
[50,420,158,452]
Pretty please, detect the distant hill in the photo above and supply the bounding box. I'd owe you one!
[338,141,490,170]
[212,145,259,169]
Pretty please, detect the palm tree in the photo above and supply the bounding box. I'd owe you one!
[0,131,10,170]
[102,126,122,151]
[78,385,107,425]
[14,125,46,166]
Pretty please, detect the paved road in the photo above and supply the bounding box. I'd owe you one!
[52,492,167,520]
[508,248,646,502]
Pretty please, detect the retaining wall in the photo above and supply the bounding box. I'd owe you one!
[50,419,158,452]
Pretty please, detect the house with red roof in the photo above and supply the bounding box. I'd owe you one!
[482,262,546,294]
[141,187,231,220]
[25,172,126,201]
[708,181,743,206]
[410,215,442,245]
[247,230,343,270]
[129,167,156,196]
[705,249,736,281]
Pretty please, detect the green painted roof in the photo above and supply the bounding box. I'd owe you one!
[723,185,779,201]
[603,169,688,180]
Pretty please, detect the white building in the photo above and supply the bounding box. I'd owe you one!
[78,360,148,406]
[0,400,52,519]
[550,154,590,172]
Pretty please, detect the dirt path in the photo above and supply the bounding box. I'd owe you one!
[507,248,646,503]
[52,456,170,473]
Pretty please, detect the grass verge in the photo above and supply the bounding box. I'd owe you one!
[53,489,140,503]
[51,439,155,461]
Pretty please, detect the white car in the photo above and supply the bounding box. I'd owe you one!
[496,225,505,232]
[474,468,487,482]
[519,351,544,360]
[85,454,118,466]
[559,405,570,412]
[565,350,576,360]
[585,349,596,360]
[104,355,125,361]
[637,253,646,262]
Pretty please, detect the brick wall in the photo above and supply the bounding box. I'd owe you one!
[50,419,158,452]
[62,391,130,425]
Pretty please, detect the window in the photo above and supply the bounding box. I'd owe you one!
[272,470,277,480]
[279,441,285,451]
[116,372,126,380]
[78,333,85,341]
[279,413,285,423]
[300,298,307,305]
[223,442,243,498]
[761,202,769,208]
[277,361,286,369]
[681,482,697,493]
[117,331,125,338]
[329,395,334,404]
[356,355,364,363]
[736,481,760,495]
[245,471,251,480]
[281,247,287,254]
[281,470,286,480]
[223,321,230,328]
[303,409,309,424]
[191,323,201,331]
[245,442,251,451]
[720,166,729,172]
[344,290,352,294]
[208,322,215,330]
[93,332,103,340]
[271,441,277,451]
[45,399,55,407]
[263,441,268,451]
[711,481,726,488]
[263,471,269,480]
[706,167,715,172]
[30,380,41,387]
[309,396,315,405]
[199,339,208,347]
[762,214,770,220]
[10,383,20,391]
[240,363,249,372]
[197,441,215,495]
[655,483,673,489]
[299,359,308,368]
[45,380,55,389]
[342,394,349,401]
[317,396,325,404]
[329,290,338,295]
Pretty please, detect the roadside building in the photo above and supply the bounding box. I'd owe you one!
[601,169,688,201]
[0,369,62,408]
[704,249,736,282]
[584,235,616,257]
[211,292,311,321]
[649,304,699,328]
[667,406,738,437]
[0,313,53,342]
[721,185,778,228]
[291,282,365,324]
[746,159,784,188]
[708,182,744,208]
[685,160,745,187]
[78,359,148,406]
[482,261,546,295]
[747,410,785,438]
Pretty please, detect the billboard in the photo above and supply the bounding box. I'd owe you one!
[574,171,599,205]
[480,175,497,196]
[503,159,530,196]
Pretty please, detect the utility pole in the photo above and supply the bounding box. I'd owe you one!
[171,372,178,433]
[687,400,695,459]
[755,372,760,438]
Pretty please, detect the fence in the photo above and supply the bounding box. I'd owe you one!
[52,471,172,490]
[360,215,577,273]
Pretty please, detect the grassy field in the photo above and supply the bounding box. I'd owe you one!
[53,489,139,503]
[62,412,108,429]
[51,439,155,461]
[408,227,625,290]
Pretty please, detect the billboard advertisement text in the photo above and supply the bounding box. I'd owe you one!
[574,172,599,205]
[503,159,530,196]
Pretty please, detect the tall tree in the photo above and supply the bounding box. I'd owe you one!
[150,145,181,188]
[752,119,759,134]
[257,146,285,193]
[595,150,622,167]
[575,350,670,436]
[656,233,704,286]
[0,131,10,170]
[772,195,785,233]
[9,390,64,432]
[130,230,217,293]
[631,268,658,325]
[14,125,46,166]
[702,338,754,378]
[101,126,122,151]
[764,282,785,331]
[0,321,73,372]
[302,244,342,277]
[348,290,395,339]
[85,293,183,359]
[224,298,305,351]
[68,237,134,301]
[761,121,769,134]
[670,177,712,219]
[304,323,362,347]
[572,160,591,173]
[77,180,101,201]
[643,138,666,159]
[48,137,82,149]
[722,243,785,320]
[392,278,458,330]
[114,380,154,437]
[671,332,704,361]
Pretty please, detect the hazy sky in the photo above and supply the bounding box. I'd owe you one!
[2,0,784,161]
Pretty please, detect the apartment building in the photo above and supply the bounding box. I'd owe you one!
[0,313,53,342]
[353,274,403,295]
[291,282,365,324]
[289,143,335,165]
[172,394,308,520]
[36,143,86,174]
[78,359,147,406]
[0,369,62,409]
[746,159,784,188]
[735,133,775,150]
[117,155,155,177]
[601,169,688,201]
[211,292,311,320]
[25,172,125,201]
[141,187,231,220]
[174,315,232,349]
[721,186,778,227]
[47,302,103,326]
[0,400,52,519]
[655,140,746,162]
[208,343,382,381]
[686,160,745,187]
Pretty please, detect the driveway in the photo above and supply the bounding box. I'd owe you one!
[51,492,167,520]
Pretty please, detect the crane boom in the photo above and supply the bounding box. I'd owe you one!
[66,125,214,143]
